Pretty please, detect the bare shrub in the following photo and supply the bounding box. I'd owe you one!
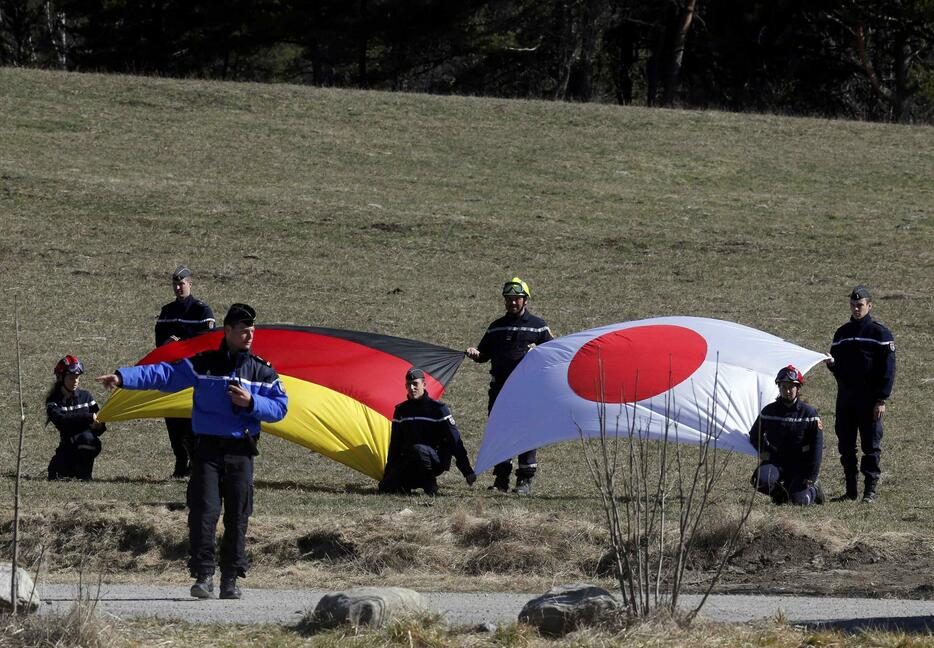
[578,360,755,622]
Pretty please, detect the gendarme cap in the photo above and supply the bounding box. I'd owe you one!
[172,265,192,282]
[223,303,256,326]
[850,285,871,301]
[405,367,425,381]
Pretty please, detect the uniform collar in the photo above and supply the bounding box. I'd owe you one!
[218,338,250,368]
[851,313,873,325]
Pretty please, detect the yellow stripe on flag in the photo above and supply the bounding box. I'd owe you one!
[97,376,390,480]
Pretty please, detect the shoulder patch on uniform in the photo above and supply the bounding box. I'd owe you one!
[817,418,824,431]
[252,354,272,366]
[888,341,895,351]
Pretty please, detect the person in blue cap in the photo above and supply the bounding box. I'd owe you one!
[749,365,824,506]
[825,285,896,503]
[98,303,287,601]
[155,265,216,478]
[378,367,476,496]
[46,355,106,480]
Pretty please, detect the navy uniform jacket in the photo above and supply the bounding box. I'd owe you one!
[474,310,553,386]
[46,388,104,450]
[155,296,216,346]
[749,397,823,483]
[829,314,896,402]
[386,393,473,478]
[117,339,287,439]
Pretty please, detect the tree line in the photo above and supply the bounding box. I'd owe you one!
[2,0,932,123]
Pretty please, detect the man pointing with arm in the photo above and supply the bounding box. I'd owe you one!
[98,303,287,600]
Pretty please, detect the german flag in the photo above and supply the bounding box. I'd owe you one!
[97,326,465,480]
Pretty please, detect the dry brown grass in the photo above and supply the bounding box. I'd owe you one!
[0,595,128,648]
[65,615,934,647]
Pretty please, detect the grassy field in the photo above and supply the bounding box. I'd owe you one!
[1,68,933,598]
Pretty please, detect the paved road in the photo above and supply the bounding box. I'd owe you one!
[35,585,934,633]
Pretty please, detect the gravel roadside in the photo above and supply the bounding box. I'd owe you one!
[35,584,934,632]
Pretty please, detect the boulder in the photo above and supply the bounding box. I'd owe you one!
[0,563,41,613]
[313,586,428,629]
[519,583,619,637]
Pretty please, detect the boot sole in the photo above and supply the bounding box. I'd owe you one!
[190,588,215,599]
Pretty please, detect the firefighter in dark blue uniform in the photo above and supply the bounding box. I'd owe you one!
[466,277,554,495]
[749,365,824,505]
[46,355,106,480]
[98,303,287,601]
[378,367,477,495]
[825,285,895,503]
[155,265,216,477]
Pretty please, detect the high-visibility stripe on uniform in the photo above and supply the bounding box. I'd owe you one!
[760,414,821,423]
[49,401,97,412]
[485,325,551,334]
[156,317,216,324]
[831,337,891,346]
[392,415,453,423]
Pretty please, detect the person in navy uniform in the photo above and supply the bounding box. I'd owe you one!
[378,367,476,496]
[46,355,106,481]
[825,285,896,503]
[98,303,287,600]
[749,365,824,506]
[466,277,554,495]
[156,265,216,478]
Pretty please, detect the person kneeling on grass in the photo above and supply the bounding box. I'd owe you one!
[46,355,106,481]
[378,367,476,496]
[749,365,825,506]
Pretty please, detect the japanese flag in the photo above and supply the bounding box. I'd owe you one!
[473,316,826,475]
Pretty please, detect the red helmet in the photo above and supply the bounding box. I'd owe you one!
[54,355,85,376]
[775,364,803,385]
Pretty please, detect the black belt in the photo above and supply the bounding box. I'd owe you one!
[195,434,259,455]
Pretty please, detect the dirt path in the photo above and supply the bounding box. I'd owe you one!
[36,584,934,633]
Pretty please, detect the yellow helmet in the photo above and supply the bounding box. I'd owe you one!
[502,277,530,299]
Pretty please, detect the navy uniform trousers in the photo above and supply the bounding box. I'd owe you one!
[835,388,883,481]
[187,436,254,578]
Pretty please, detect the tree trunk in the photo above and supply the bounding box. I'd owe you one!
[892,29,911,123]
[662,0,697,107]
[357,0,368,87]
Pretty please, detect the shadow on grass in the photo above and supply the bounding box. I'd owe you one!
[253,479,377,494]
[804,616,934,634]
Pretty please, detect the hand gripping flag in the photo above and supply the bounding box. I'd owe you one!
[97,326,465,480]
[473,316,826,474]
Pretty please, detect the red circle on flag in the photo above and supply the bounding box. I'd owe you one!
[567,325,708,403]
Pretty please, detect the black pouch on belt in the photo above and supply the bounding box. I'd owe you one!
[244,434,260,457]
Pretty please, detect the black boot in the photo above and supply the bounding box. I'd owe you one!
[831,476,858,502]
[172,459,190,478]
[513,477,533,496]
[190,574,214,599]
[863,480,878,503]
[488,474,509,493]
[220,575,242,600]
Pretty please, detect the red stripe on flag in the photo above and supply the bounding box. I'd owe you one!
[136,329,444,418]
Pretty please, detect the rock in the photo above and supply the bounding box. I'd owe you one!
[0,563,41,613]
[519,583,619,637]
[313,586,428,629]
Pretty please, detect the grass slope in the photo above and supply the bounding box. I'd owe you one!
[0,68,932,591]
